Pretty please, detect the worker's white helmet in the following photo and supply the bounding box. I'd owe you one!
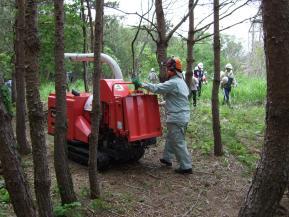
[151,68,155,72]
[197,62,204,69]
[225,63,233,70]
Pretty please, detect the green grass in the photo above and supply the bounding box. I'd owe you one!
[40,80,87,101]
[187,74,266,171]
[202,74,266,104]
[0,188,10,204]
[0,187,11,217]
[188,102,264,171]
[53,202,83,217]
[90,198,112,213]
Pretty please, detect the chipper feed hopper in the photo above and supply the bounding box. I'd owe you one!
[48,53,162,170]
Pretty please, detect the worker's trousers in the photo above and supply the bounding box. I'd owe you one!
[223,87,231,103]
[162,122,192,170]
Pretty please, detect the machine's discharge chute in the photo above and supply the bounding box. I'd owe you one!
[64,53,123,79]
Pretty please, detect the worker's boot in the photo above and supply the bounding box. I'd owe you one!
[160,158,172,167]
[175,168,192,174]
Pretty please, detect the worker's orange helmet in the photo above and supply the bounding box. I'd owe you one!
[174,58,182,72]
[166,57,182,72]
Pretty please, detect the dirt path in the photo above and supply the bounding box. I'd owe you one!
[5,132,287,217]
[1,109,265,217]
[47,135,250,217]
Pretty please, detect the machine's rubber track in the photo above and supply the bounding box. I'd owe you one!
[67,141,146,171]
[67,141,110,171]
[126,145,146,162]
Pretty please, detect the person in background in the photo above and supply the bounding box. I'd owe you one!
[4,80,12,94]
[193,62,205,97]
[132,57,192,174]
[190,75,199,107]
[148,68,158,83]
[220,63,237,106]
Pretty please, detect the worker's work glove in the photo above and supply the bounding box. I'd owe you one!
[132,77,142,90]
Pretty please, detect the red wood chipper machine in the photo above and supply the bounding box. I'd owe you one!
[48,53,162,170]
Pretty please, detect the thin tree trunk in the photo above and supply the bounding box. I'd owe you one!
[25,0,53,216]
[0,75,36,217]
[239,1,289,216]
[83,61,89,92]
[89,0,103,199]
[212,0,222,156]
[186,0,195,88]
[86,0,94,52]
[155,0,168,82]
[45,69,51,82]
[154,0,191,82]
[81,0,89,92]
[131,17,143,74]
[54,0,77,204]
[15,0,31,155]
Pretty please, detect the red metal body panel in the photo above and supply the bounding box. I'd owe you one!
[74,116,91,143]
[100,79,130,102]
[48,93,90,141]
[48,79,162,144]
[123,95,162,142]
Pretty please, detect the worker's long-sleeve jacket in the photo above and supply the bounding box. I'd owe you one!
[142,75,190,124]
[220,70,237,88]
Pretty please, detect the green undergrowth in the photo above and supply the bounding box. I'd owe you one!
[53,202,82,217]
[50,187,127,217]
[202,74,266,104]
[0,180,11,217]
[188,74,266,172]
[187,99,265,172]
[40,79,87,101]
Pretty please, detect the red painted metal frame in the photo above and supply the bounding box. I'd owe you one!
[47,79,162,144]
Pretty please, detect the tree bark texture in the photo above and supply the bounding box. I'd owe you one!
[25,0,53,216]
[238,1,289,216]
[0,76,36,217]
[89,0,103,199]
[154,0,191,82]
[185,0,195,88]
[212,0,222,156]
[54,0,77,205]
[81,0,89,92]
[15,0,31,155]
[155,0,168,82]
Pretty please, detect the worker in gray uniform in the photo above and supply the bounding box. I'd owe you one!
[133,57,192,174]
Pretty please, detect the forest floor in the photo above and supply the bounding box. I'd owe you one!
[48,135,249,217]
[14,133,250,217]
[1,99,289,217]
